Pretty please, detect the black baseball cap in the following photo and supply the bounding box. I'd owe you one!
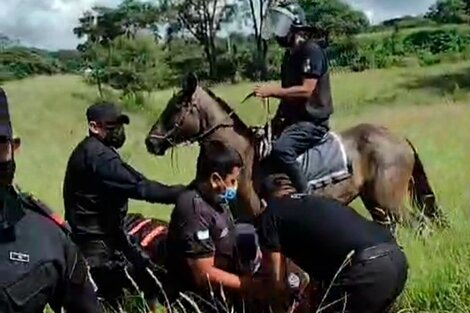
[86,101,130,125]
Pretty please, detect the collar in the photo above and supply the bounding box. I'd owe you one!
[88,135,120,155]
[0,185,25,231]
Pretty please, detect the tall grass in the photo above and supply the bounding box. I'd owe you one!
[3,61,470,312]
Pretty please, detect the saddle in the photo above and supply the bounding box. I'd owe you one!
[251,119,352,192]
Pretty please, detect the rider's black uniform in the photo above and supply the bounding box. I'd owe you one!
[271,39,333,193]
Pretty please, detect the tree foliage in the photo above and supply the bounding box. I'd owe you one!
[163,0,239,78]
[300,0,370,37]
[426,0,469,24]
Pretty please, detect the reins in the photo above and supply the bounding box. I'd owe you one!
[148,97,236,148]
[241,92,273,125]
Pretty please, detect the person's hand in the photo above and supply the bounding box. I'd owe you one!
[254,84,279,98]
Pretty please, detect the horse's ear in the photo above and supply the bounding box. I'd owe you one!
[182,72,198,97]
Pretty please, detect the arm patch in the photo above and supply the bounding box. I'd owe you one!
[19,189,71,234]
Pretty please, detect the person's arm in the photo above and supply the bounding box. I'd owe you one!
[255,44,327,101]
[176,195,251,294]
[187,256,249,292]
[59,239,103,313]
[93,150,185,204]
[264,251,287,287]
[267,79,317,100]
[256,210,284,285]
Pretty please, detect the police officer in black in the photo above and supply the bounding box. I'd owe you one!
[255,174,409,313]
[0,88,102,313]
[254,2,333,193]
[63,101,185,312]
[164,141,264,312]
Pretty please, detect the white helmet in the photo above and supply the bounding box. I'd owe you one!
[261,2,308,40]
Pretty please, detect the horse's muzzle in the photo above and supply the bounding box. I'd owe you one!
[145,136,169,156]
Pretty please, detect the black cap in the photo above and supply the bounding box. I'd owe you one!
[0,88,13,141]
[86,101,130,125]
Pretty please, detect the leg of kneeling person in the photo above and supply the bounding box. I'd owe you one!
[125,259,161,312]
[335,246,409,313]
[90,264,127,312]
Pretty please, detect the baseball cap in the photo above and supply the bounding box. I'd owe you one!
[86,101,130,125]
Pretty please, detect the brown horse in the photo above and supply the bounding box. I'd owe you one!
[145,73,445,231]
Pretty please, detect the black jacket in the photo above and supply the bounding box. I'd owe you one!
[63,136,184,245]
[0,187,102,313]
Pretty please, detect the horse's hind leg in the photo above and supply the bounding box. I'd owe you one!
[360,166,413,235]
[360,193,397,235]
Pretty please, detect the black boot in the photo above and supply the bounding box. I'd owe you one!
[284,162,308,194]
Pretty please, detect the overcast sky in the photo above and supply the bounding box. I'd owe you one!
[0,0,436,51]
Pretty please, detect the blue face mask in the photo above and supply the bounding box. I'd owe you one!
[218,185,238,204]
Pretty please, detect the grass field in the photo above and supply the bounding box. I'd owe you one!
[3,61,470,312]
[357,23,470,40]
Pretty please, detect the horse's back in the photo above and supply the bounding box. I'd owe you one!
[338,123,414,165]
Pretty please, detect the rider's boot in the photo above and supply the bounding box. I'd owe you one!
[284,161,309,194]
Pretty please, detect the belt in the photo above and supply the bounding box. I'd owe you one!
[352,242,400,263]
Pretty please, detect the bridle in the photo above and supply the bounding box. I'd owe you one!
[148,92,236,148]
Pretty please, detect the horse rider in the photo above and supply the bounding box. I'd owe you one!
[0,88,102,313]
[164,140,265,312]
[253,2,333,193]
[255,174,409,313]
[62,101,185,312]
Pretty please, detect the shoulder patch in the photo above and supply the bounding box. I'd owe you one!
[196,229,210,241]
[303,58,312,73]
[21,192,71,234]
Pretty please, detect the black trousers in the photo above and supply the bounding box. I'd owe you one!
[319,243,408,313]
[271,120,329,193]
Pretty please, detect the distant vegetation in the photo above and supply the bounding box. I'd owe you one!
[3,0,470,105]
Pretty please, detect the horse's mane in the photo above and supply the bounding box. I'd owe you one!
[200,86,252,137]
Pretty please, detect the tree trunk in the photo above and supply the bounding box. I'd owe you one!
[258,38,269,80]
[204,44,216,79]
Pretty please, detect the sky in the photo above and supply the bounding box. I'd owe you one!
[0,0,437,51]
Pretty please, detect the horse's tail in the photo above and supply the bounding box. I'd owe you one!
[405,139,444,224]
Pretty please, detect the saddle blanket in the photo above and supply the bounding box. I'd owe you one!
[296,132,352,191]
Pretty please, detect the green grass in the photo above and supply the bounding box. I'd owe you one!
[357,23,470,40]
[3,60,470,312]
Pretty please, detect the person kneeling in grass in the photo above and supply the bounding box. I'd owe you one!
[255,174,409,313]
[163,140,264,312]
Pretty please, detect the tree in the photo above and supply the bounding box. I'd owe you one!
[73,0,163,48]
[163,0,238,79]
[239,0,276,80]
[300,0,369,37]
[85,35,173,97]
[426,0,468,24]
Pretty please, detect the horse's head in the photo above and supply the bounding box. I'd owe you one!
[146,72,237,156]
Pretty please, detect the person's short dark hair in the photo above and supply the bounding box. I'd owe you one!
[196,140,243,180]
[260,174,296,199]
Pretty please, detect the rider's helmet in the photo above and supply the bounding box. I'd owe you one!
[261,1,310,46]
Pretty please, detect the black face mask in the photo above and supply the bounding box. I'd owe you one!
[0,159,15,187]
[103,126,126,149]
